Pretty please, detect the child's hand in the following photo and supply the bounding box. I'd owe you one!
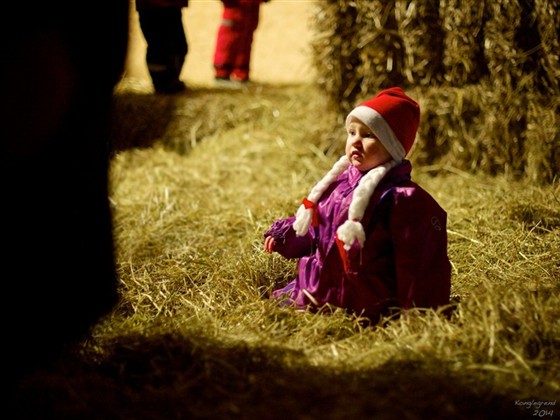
[264,236,275,253]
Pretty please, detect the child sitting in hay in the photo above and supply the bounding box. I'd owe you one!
[264,87,451,323]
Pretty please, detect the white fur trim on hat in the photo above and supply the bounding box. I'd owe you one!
[346,106,405,162]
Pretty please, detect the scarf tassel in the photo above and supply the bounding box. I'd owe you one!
[302,197,319,227]
[335,233,350,272]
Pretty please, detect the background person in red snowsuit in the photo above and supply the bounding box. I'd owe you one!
[213,0,268,85]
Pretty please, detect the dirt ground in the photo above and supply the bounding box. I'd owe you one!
[124,0,318,87]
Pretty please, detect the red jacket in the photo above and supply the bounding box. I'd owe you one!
[265,160,451,321]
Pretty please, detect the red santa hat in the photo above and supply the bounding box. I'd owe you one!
[346,86,420,161]
[293,87,420,255]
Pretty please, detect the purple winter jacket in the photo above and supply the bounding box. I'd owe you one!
[264,160,451,321]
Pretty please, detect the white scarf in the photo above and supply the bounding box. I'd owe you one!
[293,156,398,250]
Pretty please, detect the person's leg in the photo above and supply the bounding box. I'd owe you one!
[231,1,261,82]
[213,5,243,81]
[138,7,188,93]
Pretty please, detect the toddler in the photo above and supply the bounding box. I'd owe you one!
[264,87,451,322]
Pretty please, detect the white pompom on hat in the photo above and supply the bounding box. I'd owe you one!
[293,87,420,256]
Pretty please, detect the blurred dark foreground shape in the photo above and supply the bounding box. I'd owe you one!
[0,0,129,403]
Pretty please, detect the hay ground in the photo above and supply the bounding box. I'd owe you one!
[14,82,560,419]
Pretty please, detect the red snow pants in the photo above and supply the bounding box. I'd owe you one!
[213,0,262,81]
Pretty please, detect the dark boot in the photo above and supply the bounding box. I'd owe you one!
[149,68,186,94]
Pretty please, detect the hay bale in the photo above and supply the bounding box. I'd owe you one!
[413,85,560,183]
[483,1,523,90]
[311,0,559,182]
[477,85,528,178]
[311,0,444,111]
[533,0,560,96]
[310,0,361,111]
[396,0,443,86]
[525,96,560,183]
[483,0,559,96]
[412,85,487,171]
[353,0,408,108]
[440,0,487,86]
[313,0,559,102]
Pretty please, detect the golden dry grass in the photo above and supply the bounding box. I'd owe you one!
[15,82,559,419]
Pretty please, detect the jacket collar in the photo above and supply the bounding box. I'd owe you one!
[347,159,412,188]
